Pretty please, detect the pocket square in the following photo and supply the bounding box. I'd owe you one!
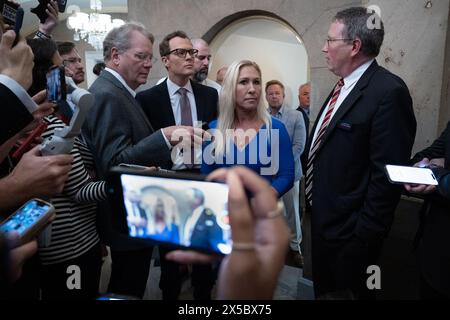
[338,122,352,131]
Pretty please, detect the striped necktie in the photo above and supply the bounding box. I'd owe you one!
[178,88,194,168]
[305,78,344,205]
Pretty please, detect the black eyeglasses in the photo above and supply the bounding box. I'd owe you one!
[325,38,354,45]
[166,48,198,58]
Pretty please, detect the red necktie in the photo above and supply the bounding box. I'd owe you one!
[305,78,344,205]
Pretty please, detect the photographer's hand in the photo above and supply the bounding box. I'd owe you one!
[0,30,34,90]
[38,0,59,36]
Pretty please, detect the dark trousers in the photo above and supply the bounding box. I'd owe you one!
[108,246,153,299]
[312,235,383,300]
[40,243,102,300]
[159,246,216,300]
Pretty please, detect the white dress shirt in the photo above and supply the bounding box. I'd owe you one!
[105,68,136,98]
[166,78,202,170]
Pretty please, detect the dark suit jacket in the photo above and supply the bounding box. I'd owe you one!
[136,79,218,132]
[411,121,450,295]
[189,208,224,253]
[82,70,172,249]
[306,60,416,243]
[0,83,34,145]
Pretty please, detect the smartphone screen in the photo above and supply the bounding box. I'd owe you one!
[385,165,438,185]
[0,199,52,237]
[117,173,231,255]
[47,66,66,103]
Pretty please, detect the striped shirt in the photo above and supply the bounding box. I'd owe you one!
[38,115,107,265]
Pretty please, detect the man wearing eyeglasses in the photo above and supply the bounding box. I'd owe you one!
[137,31,218,301]
[57,41,85,85]
[305,7,416,299]
[55,42,86,123]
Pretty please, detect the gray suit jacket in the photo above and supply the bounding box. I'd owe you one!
[83,70,171,178]
[277,106,306,181]
[82,70,172,249]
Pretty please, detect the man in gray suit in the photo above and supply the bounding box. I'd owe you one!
[82,23,203,298]
[266,80,306,267]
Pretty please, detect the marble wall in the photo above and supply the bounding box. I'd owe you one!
[128,0,449,152]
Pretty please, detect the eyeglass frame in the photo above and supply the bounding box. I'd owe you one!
[325,38,354,46]
[133,52,158,64]
[165,48,199,58]
[63,57,83,66]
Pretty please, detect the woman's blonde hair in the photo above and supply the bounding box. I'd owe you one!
[214,60,272,155]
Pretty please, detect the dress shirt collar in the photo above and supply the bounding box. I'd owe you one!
[342,59,374,90]
[167,77,193,97]
[268,105,285,118]
[104,67,136,98]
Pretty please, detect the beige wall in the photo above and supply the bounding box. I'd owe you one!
[129,0,450,154]
[208,17,309,110]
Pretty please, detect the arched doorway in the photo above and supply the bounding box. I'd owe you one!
[208,15,309,109]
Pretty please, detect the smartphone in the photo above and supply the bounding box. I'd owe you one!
[0,0,23,45]
[11,122,48,160]
[47,65,67,103]
[0,199,55,245]
[385,165,438,185]
[107,169,232,255]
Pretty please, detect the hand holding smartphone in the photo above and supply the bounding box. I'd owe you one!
[0,199,55,246]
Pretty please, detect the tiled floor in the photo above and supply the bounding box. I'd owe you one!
[99,250,312,300]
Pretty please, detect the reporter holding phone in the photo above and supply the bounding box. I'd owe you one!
[404,121,450,299]
[20,38,108,300]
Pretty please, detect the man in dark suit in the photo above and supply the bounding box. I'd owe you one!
[136,31,218,300]
[82,23,202,298]
[183,189,224,252]
[404,122,450,299]
[305,7,416,299]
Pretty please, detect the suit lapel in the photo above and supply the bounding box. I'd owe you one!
[315,61,379,155]
[158,80,176,127]
[191,81,204,122]
[101,70,153,129]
